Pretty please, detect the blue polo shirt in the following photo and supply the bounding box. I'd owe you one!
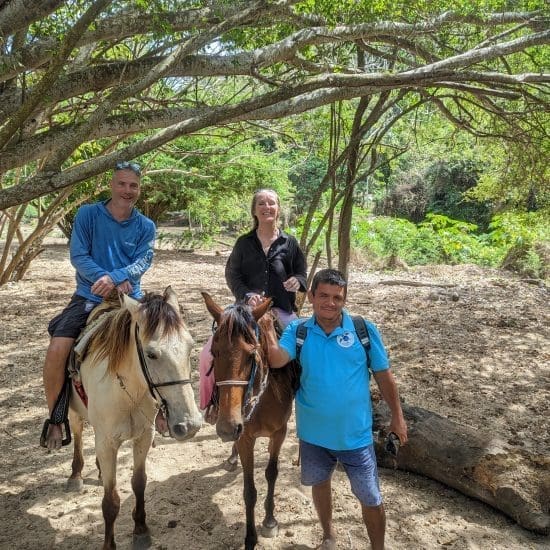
[279,310,389,451]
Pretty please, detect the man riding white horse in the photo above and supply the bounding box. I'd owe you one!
[41,161,155,450]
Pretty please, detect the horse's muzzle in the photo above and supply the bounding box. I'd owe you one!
[216,420,243,442]
[171,415,202,441]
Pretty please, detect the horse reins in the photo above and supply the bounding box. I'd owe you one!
[134,324,192,418]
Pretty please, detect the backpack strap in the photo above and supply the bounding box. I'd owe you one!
[295,319,308,363]
[351,315,371,372]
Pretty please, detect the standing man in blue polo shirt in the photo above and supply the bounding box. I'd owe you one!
[263,268,408,550]
[41,161,156,451]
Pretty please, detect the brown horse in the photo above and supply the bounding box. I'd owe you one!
[201,292,299,550]
[68,287,202,550]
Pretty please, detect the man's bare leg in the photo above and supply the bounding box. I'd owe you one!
[42,336,74,450]
[362,503,386,550]
[312,479,336,549]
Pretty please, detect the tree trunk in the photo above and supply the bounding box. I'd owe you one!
[337,181,353,278]
[326,182,335,268]
[0,204,26,279]
[373,400,550,534]
[337,51,370,278]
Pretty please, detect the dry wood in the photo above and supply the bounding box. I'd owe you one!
[213,238,233,248]
[519,278,546,287]
[373,400,550,535]
[377,279,457,288]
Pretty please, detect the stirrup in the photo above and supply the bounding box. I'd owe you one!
[39,418,71,448]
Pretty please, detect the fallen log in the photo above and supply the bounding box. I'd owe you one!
[376,279,457,288]
[373,400,550,535]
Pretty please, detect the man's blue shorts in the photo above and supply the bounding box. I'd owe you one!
[300,440,383,507]
[48,294,98,339]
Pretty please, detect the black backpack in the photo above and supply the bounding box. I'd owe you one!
[295,315,371,371]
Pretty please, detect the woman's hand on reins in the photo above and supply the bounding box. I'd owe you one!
[283,276,300,292]
[246,293,264,307]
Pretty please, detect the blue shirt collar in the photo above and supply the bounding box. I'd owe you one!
[307,309,353,336]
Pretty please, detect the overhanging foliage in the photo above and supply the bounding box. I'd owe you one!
[0,0,548,209]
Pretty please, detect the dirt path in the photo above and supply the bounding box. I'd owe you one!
[0,242,548,549]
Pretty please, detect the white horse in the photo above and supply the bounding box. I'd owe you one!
[67,287,202,550]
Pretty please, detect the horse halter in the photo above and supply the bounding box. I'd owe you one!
[134,324,191,418]
[213,322,268,420]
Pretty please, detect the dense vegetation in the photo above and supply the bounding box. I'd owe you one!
[0,1,548,283]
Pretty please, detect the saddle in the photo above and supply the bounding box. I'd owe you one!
[39,309,115,448]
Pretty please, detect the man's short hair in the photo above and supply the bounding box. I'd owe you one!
[311,268,348,295]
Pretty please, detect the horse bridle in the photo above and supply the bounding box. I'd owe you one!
[134,324,192,418]
[213,322,268,420]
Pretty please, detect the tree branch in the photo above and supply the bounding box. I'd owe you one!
[0,0,64,36]
[0,0,113,150]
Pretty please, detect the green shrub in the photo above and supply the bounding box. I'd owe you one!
[489,212,549,279]
[350,212,500,267]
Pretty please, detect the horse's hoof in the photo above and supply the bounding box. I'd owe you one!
[223,458,239,472]
[66,477,83,492]
[261,519,279,538]
[132,532,152,550]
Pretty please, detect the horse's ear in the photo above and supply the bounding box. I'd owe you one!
[201,291,222,324]
[163,285,179,311]
[252,297,272,321]
[122,293,140,315]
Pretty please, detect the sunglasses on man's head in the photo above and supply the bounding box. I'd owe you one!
[115,161,141,176]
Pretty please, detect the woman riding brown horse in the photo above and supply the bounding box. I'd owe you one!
[201,292,299,550]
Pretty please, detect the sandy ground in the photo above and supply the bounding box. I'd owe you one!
[0,240,548,550]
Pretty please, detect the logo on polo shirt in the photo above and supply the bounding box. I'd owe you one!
[337,331,355,348]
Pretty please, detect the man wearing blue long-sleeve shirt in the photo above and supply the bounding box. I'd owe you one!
[41,161,155,450]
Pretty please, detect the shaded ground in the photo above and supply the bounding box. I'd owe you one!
[0,241,548,549]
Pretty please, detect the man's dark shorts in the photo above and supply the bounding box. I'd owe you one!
[48,294,99,339]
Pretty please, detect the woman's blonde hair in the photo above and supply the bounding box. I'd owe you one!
[250,189,280,229]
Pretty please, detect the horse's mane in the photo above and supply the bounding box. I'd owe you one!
[217,304,257,346]
[87,292,183,375]
[139,292,183,340]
